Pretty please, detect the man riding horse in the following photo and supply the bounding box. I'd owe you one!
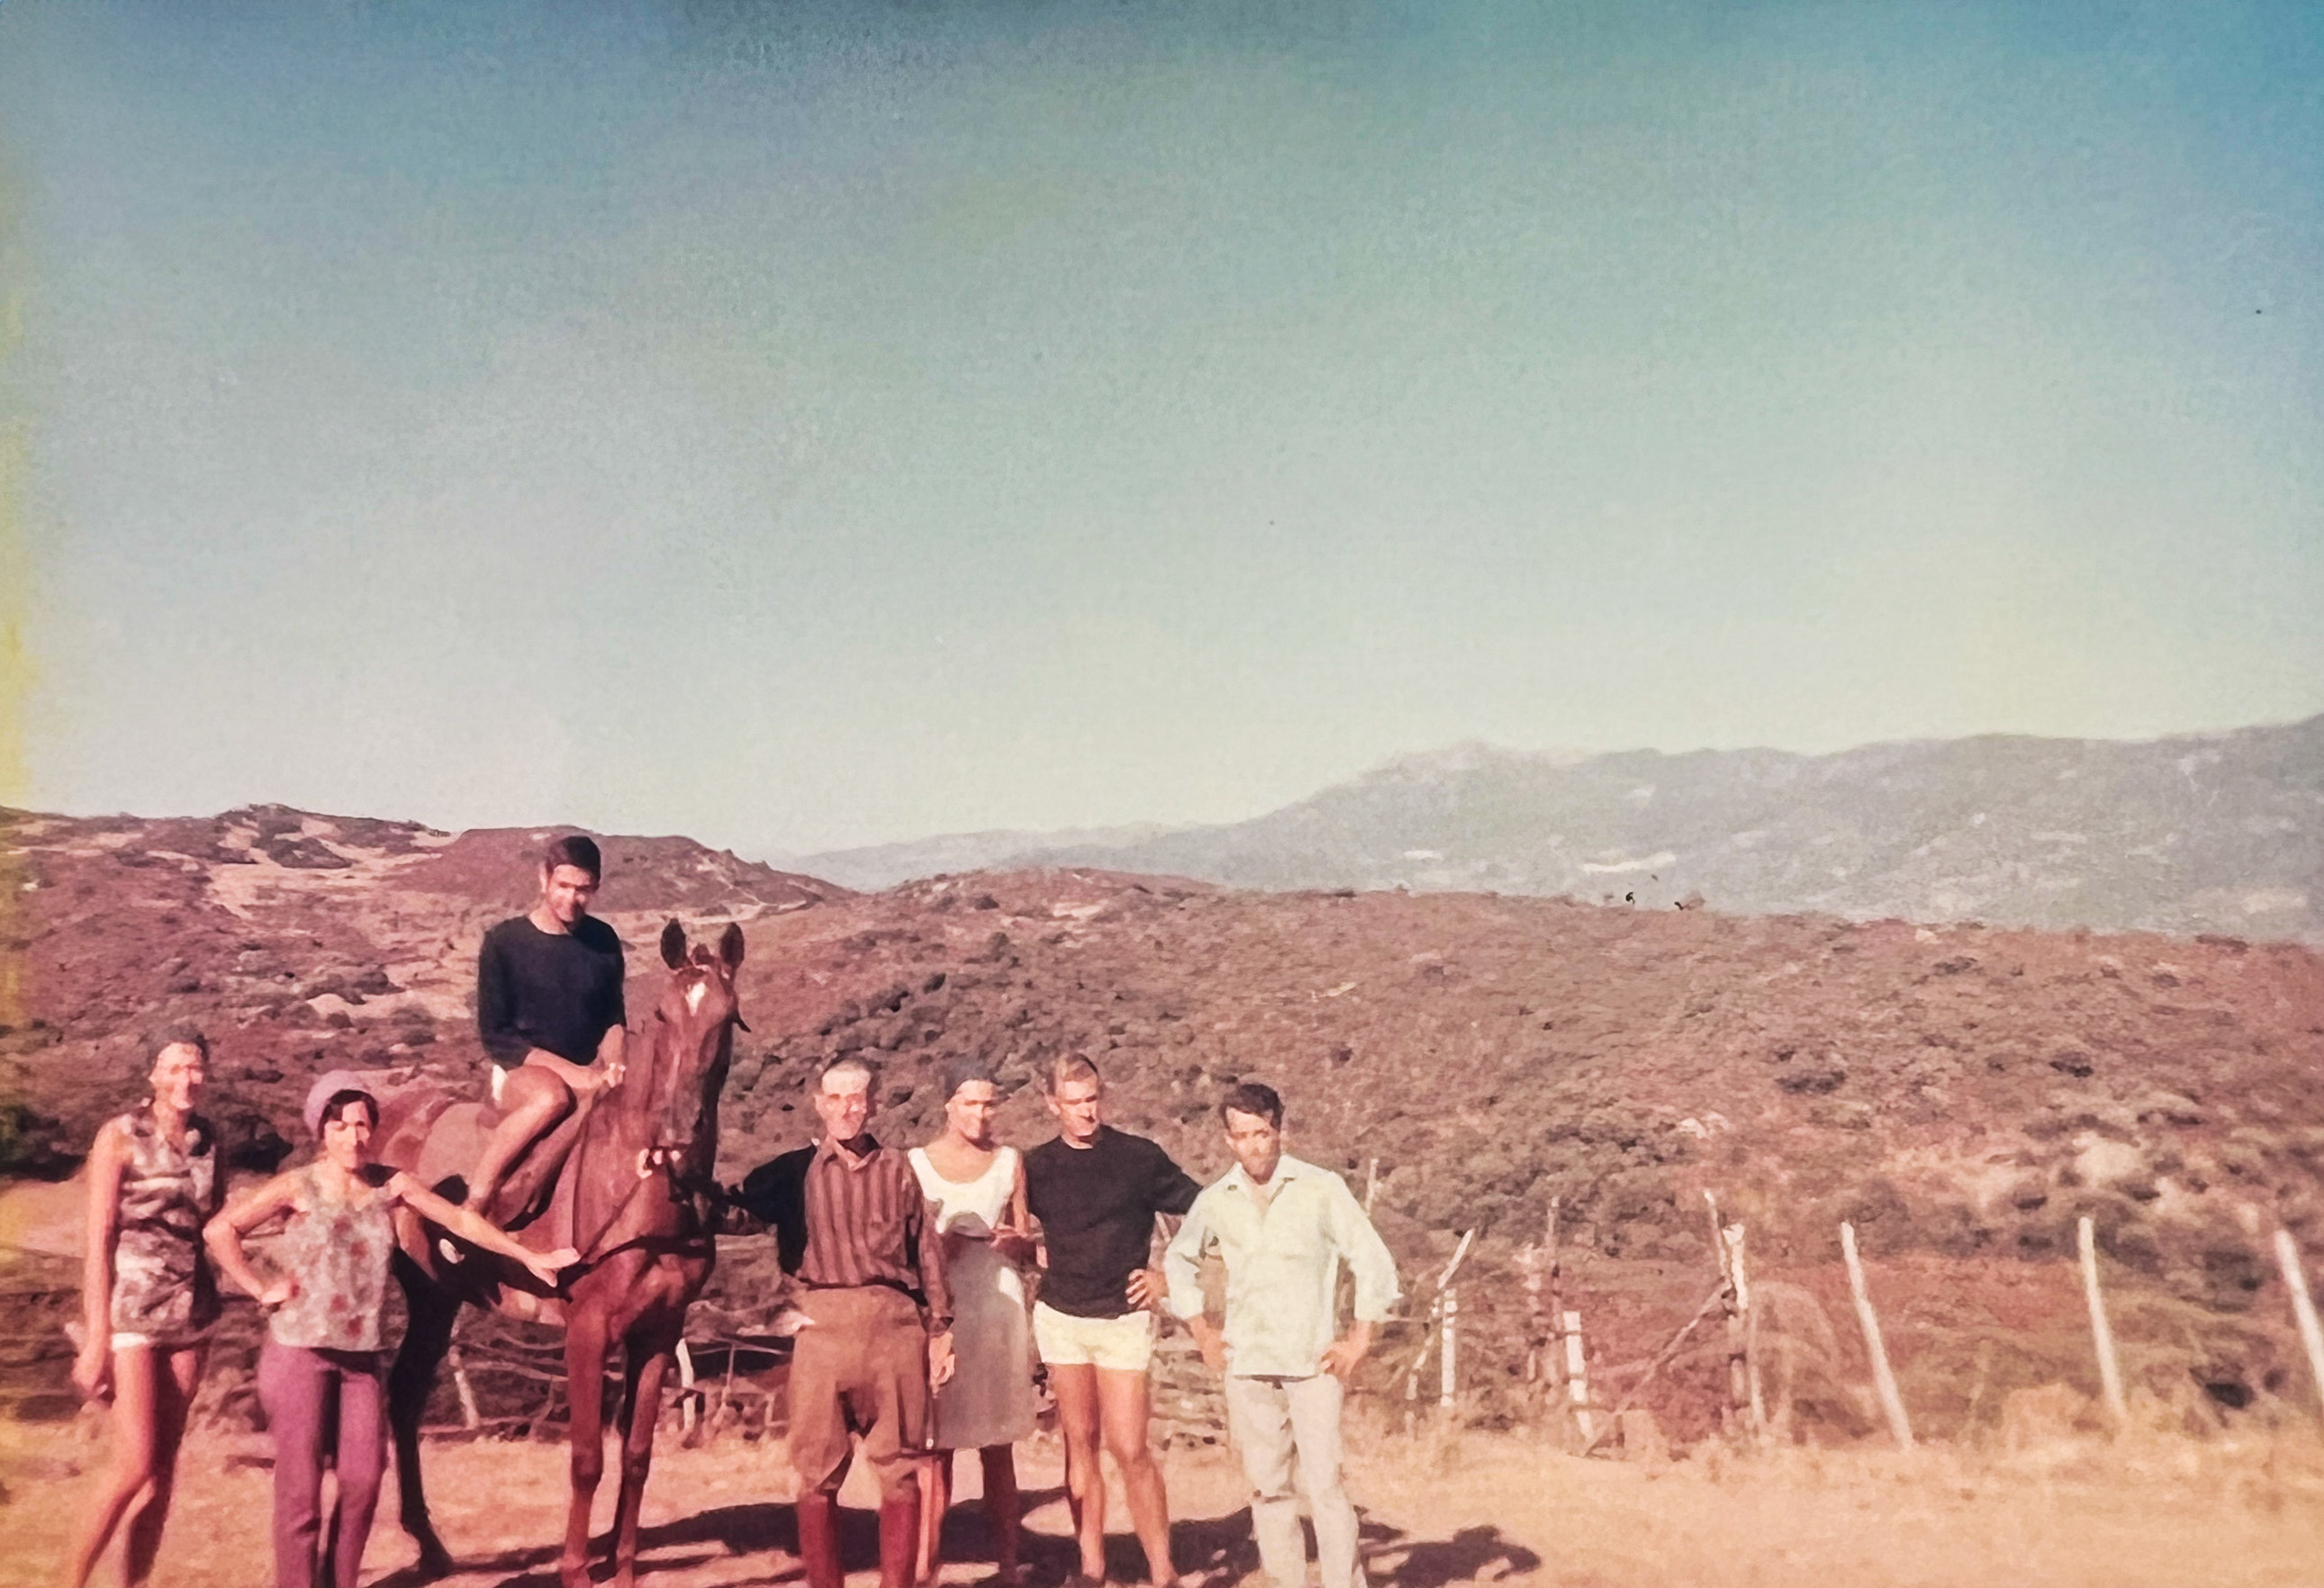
[463,834,627,1224]
[384,914,750,1588]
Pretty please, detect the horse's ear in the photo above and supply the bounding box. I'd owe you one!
[718,921,746,971]
[660,918,687,969]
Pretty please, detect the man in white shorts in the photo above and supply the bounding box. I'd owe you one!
[1021,1054,1201,1588]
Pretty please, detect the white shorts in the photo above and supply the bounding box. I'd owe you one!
[1033,1302,1156,1372]
[110,1330,211,1353]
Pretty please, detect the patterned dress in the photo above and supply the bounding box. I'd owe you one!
[909,1145,1037,1449]
[108,1108,222,1345]
[268,1164,396,1353]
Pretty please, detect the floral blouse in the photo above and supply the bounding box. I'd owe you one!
[268,1163,396,1353]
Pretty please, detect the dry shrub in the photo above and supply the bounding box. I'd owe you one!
[2000,1380,2103,1453]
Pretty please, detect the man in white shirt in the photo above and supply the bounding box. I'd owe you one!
[1163,1082,1400,1588]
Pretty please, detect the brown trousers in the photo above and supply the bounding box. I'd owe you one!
[787,1286,932,1499]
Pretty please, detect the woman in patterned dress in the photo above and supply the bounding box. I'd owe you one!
[909,1060,1039,1586]
[206,1070,576,1588]
[65,1025,223,1588]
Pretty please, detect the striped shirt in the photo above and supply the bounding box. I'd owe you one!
[797,1134,952,1331]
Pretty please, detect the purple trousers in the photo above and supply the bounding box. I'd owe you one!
[258,1340,388,1588]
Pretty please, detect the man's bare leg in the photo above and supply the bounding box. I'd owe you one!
[463,1065,574,1214]
[1048,1364,1109,1583]
[1096,1367,1176,1587]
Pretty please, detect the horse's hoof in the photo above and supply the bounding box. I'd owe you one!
[438,1238,466,1265]
[413,1540,455,1581]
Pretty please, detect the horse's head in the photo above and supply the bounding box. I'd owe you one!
[641,918,746,1174]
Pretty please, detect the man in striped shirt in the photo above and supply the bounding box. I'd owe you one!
[736,1060,954,1588]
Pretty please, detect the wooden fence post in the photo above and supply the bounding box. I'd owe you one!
[1517,1198,1565,1397]
[2077,1215,2129,1428]
[447,1342,482,1431]
[675,1339,698,1435]
[1440,1286,1459,1410]
[2271,1230,2324,1426]
[1433,1229,1476,1412]
[1840,1223,1914,1449]
[1403,1300,1437,1436]
[1702,1194,1761,1438]
[1543,1198,1564,1403]
[1515,1200,1572,1442]
[1518,1250,1544,1386]
[1562,1310,1594,1445]
[1723,1223,1767,1437]
[1439,1228,1478,1287]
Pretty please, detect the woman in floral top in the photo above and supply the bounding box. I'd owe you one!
[208,1070,576,1588]
[65,1024,222,1588]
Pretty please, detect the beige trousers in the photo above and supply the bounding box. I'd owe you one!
[1222,1373,1367,1588]
[786,1286,931,1499]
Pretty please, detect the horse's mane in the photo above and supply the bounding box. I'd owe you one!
[596,996,683,1155]
[589,957,728,1168]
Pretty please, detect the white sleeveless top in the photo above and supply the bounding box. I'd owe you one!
[909,1144,1018,1239]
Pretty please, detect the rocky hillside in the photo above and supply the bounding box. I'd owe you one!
[806,716,2324,944]
[5,805,2322,1444]
[0,804,846,1175]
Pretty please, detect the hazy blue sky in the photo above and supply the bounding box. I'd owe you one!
[4,1,2319,854]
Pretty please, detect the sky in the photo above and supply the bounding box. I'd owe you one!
[1,0,2319,856]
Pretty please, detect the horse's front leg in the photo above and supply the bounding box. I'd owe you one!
[609,1325,679,1588]
[560,1311,612,1588]
[388,1252,460,1580]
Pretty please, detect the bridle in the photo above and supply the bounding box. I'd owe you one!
[570,953,745,1266]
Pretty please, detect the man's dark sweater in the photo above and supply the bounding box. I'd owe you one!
[1024,1125,1201,1319]
[475,916,626,1070]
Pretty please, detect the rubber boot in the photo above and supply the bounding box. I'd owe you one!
[879,1489,923,1588]
[797,1491,844,1588]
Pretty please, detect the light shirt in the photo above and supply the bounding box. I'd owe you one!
[1164,1153,1401,1379]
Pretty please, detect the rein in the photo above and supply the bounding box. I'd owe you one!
[570,1135,710,1268]
[562,979,734,1270]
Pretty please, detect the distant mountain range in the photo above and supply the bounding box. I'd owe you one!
[797,716,2324,942]
[787,823,1183,892]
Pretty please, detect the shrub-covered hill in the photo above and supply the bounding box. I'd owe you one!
[5,806,2321,1442]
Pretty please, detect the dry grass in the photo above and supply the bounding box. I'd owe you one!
[1349,1419,2324,1588]
[5,1408,2322,1588]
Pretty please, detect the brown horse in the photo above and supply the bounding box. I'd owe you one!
[377,918,746,1588]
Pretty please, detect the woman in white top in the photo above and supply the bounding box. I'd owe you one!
[909,1060,1037,1585]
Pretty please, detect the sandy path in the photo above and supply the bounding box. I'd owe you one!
[5,1414,2322,1588]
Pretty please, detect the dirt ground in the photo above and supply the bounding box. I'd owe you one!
[6,1408,2323,1588]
